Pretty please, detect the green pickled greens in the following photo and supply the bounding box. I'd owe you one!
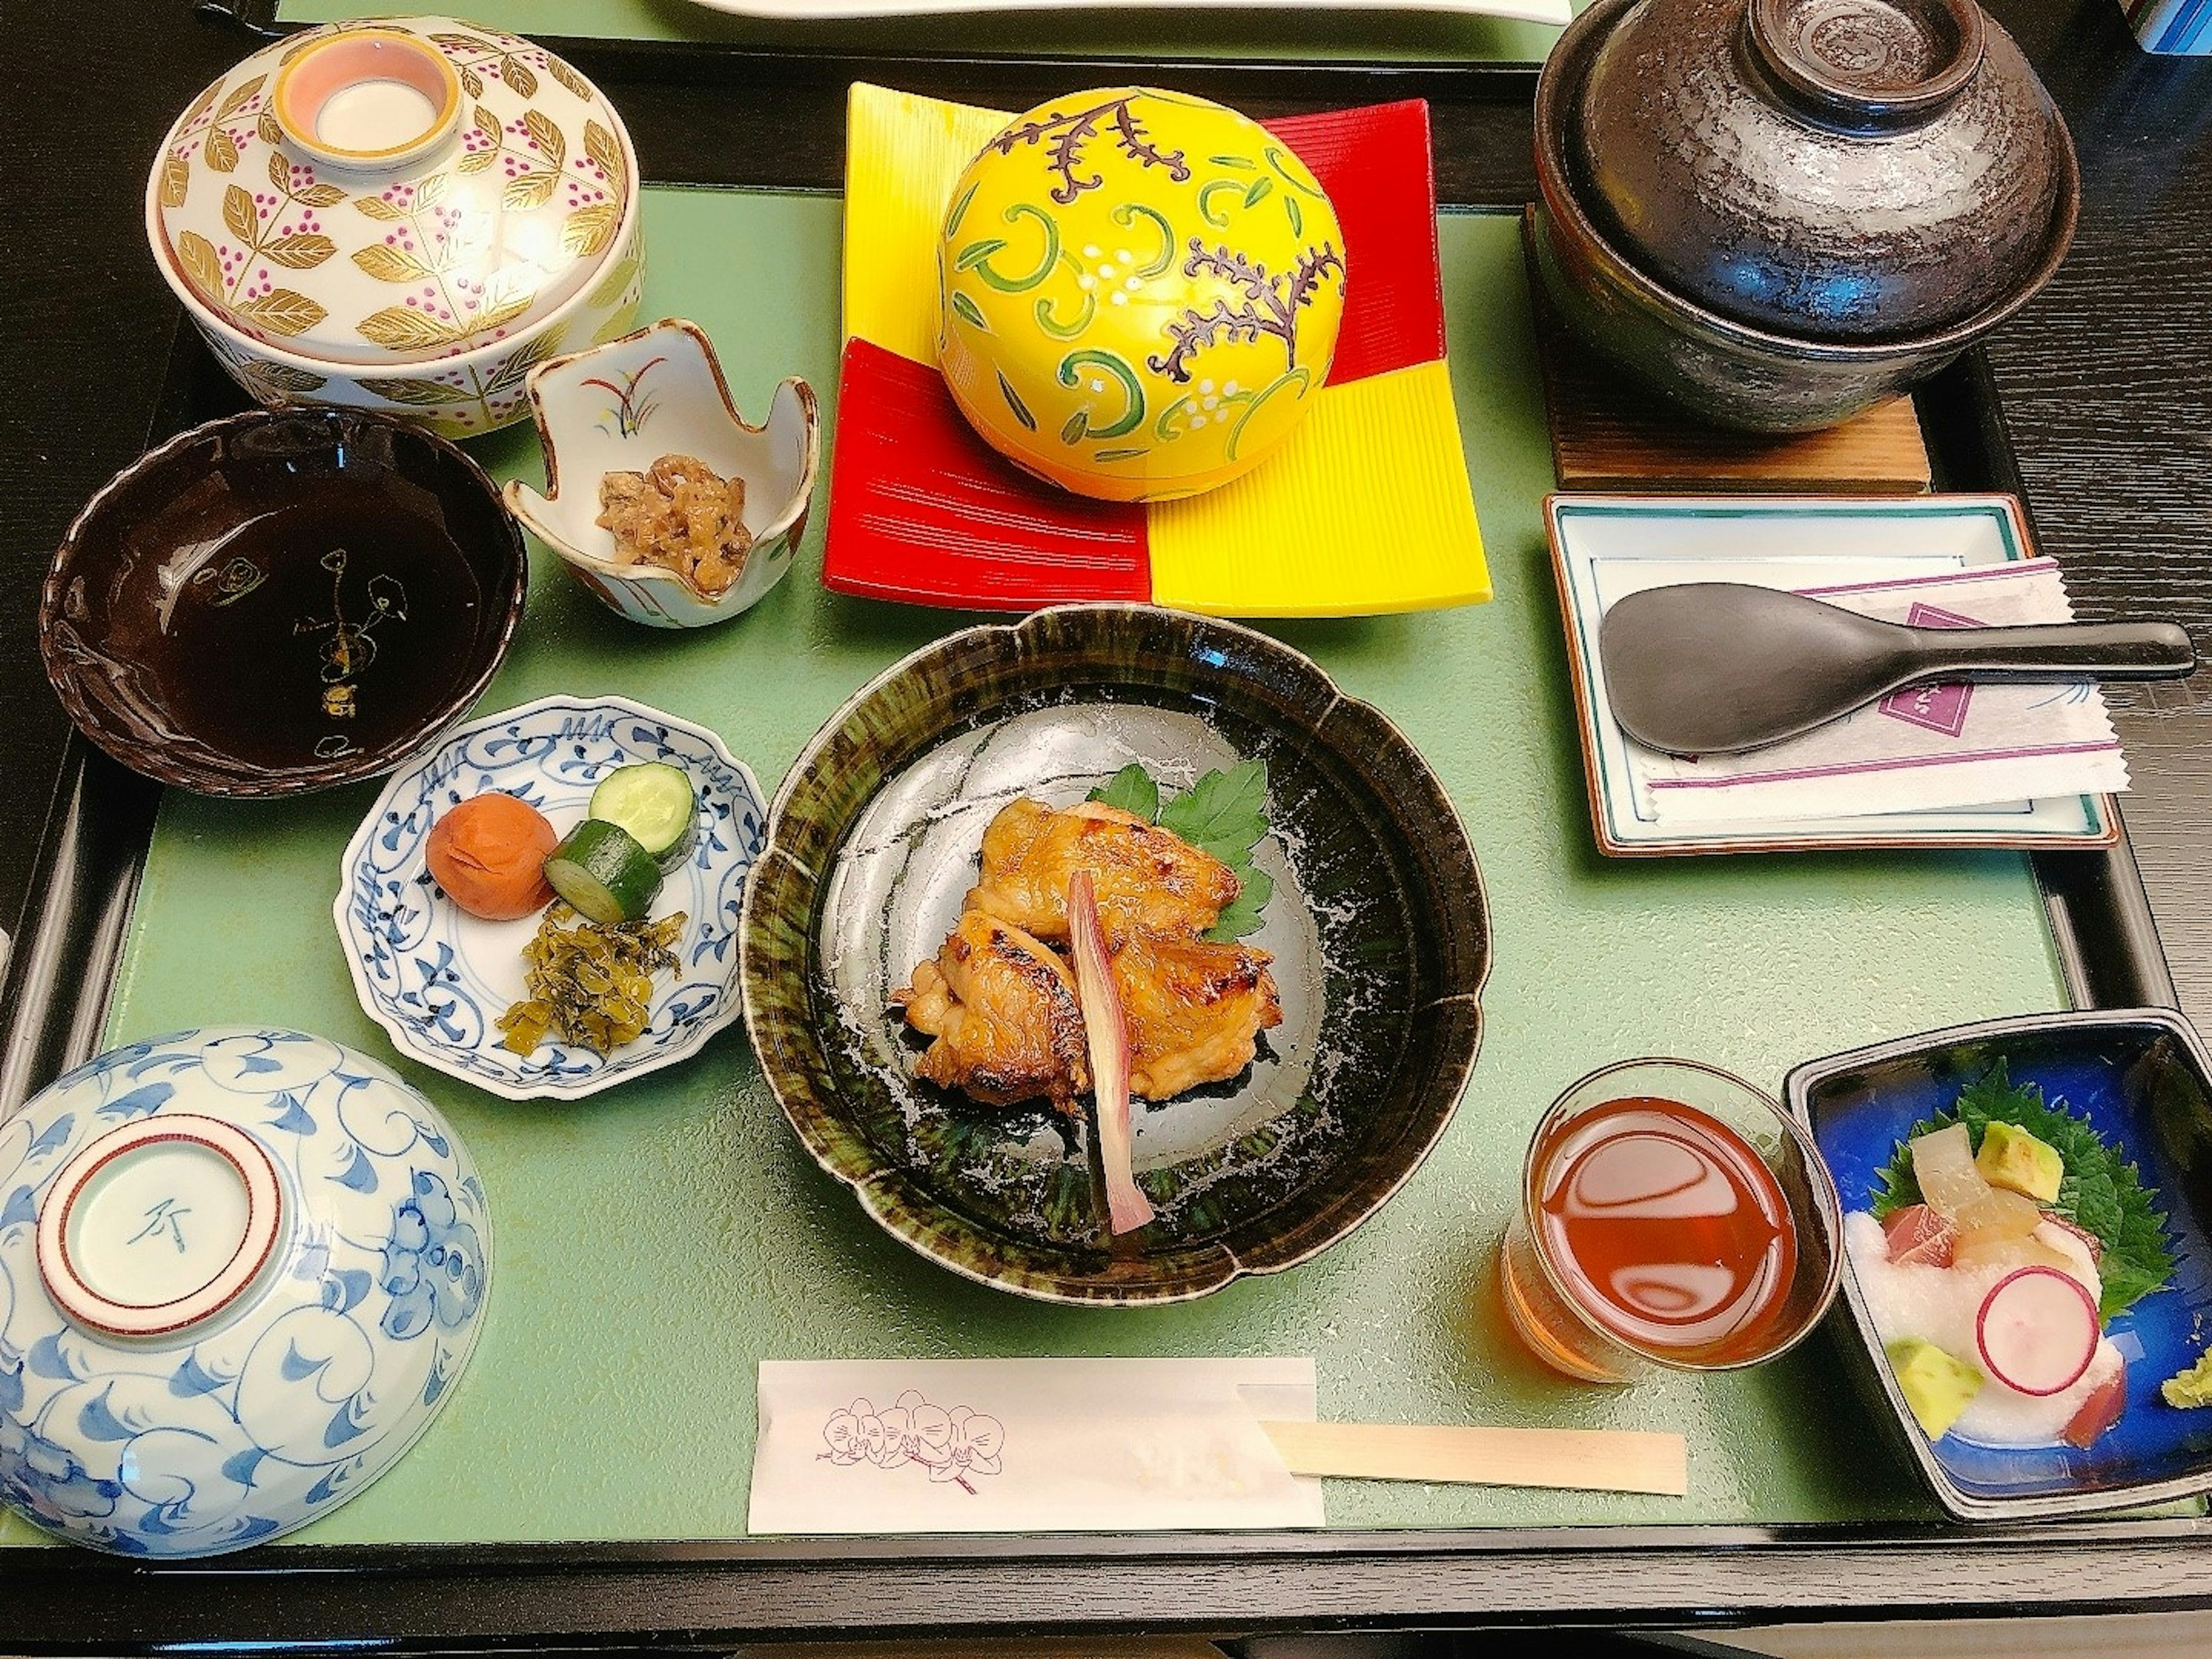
[497,904,688,1057]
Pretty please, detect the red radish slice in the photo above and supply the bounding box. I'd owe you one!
[1067,871,1154,1236]
[1883,1204,1957,1268]
[1975,1266,2099,1397]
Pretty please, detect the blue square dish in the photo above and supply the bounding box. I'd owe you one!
[1785,1009,2212,1522]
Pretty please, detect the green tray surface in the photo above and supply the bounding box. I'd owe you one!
[6,188,2077,1548]
[276,0,1573,64]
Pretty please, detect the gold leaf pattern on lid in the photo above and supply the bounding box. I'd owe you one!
[358,305,463,354]
[223,184,259,247]
[152,17,635,373]
[354,244,435,283]
[177,232,221,300]
[237,288,327,337]
[263,234,337,271]
[562,202,620,260]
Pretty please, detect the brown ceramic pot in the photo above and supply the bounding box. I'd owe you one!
[1573,0,2070,341]
[1531,0,2077,431]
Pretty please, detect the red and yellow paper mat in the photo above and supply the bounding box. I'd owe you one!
[823,85,1491,618]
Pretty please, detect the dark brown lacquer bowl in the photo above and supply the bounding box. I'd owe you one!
[739,605,1491,1306]
[41,410,527,797]
[1532,0,2078,431]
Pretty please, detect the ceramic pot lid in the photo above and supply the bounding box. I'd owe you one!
[149,17,634,366]
[1570,0,2070,340]
[0,1027,493,1558]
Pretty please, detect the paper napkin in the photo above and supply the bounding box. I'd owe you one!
[749,1357,1323,1535]
[1610,558,2129,824]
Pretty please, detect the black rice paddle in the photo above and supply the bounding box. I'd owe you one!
[1599,582,2196,756]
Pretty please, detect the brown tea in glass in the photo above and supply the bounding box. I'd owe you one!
[1501,1058,1841,1383]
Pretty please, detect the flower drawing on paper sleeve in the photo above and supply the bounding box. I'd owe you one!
[379,1169,486,1340]
[820,1397,887,1465]
[934,1406,1005,1490]
[816,1391,1002,1494]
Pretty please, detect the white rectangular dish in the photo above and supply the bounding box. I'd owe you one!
[1544,493,2120,857]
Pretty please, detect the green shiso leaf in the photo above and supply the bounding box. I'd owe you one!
[1084,759,1271,939]
[1087,762,1160,821]
[1205,863,1272,943]
[1870,1060,2175,1321]
[1158,757,1268,853]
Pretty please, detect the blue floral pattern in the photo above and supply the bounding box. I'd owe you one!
[0,1028,491,1558]
[380,1172,486,1340]
[335,695,767,1100]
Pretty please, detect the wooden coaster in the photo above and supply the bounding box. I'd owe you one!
[1521,214,1933,494]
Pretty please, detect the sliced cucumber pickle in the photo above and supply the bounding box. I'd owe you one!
[589,762,698,873]
[543,818,662,924]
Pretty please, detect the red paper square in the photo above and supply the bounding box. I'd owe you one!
[823,339,1152,610]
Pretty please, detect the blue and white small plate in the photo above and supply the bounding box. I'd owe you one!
[336,695,767,1101]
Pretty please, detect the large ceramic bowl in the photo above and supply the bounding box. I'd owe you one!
[1531,0,2078,431]
[0,1027,493,1557]
[41,408,527,797]
[740,605,1490,1305]
[146,17,643,438]
[1787,1009,2212,1522]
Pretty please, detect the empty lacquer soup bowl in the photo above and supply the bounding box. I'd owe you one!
[41,408,527,796]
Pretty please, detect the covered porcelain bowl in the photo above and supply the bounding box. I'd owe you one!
[1569,0,2073,341]
[0,1028,492,1556]
[146,17,643,438]
[937,87,1346,502]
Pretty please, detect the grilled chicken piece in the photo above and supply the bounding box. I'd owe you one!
[893,911,1089,1108]
[965,798,1241,945]
[1111,931,1283,1100]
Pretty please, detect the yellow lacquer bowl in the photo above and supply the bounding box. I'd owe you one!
[937,88,1347,503]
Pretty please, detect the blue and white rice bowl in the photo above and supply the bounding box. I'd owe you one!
[0,1027,491,1557]
[336,694,767,1100]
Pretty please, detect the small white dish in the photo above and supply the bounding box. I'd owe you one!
[1544,493,2119,856]
[335,694,767,1100]
[505,317,818,628]
[0,1027,491,1557]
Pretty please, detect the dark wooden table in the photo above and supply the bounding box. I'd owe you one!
[5,0,2212,1645]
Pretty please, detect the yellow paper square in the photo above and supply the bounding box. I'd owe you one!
[843,83,1010,362]
[1149,362,1491,616]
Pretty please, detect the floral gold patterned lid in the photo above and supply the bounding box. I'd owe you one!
[147,17,634,366]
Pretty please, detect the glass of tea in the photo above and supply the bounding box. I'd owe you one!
[1499,1057,1842,1383]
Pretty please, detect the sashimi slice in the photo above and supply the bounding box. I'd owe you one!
[1975,1266,2099,1397]
[1911,1124,1989,1219]
[2063,1358,2127,1448]
[1882,1204,1957,1267]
